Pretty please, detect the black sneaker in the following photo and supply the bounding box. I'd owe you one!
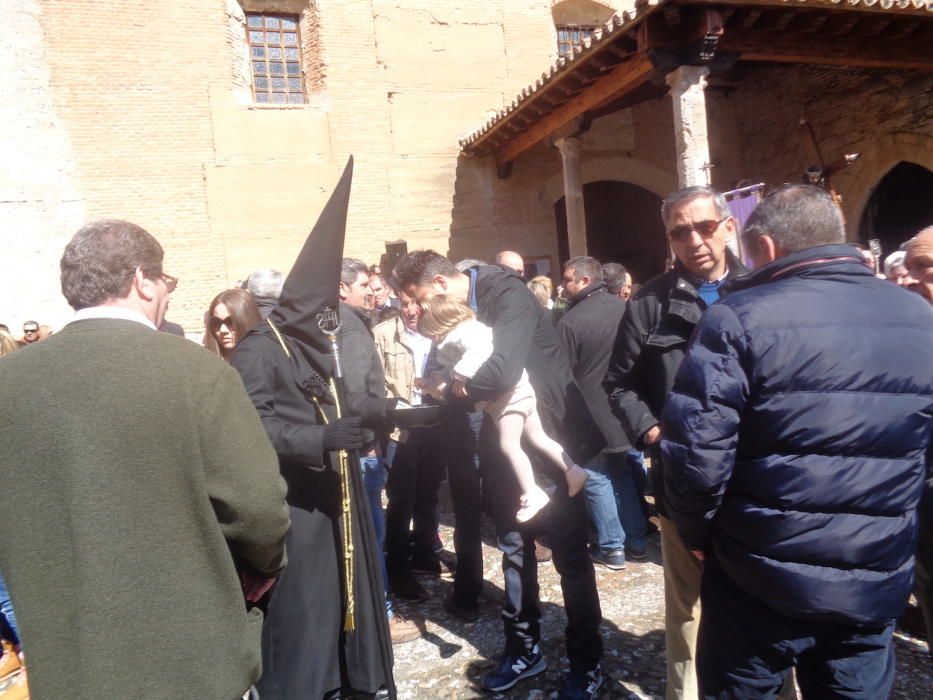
[589,547,626,571]
[557,665,603,699]
[388,571,428,601]
[481,645,547,692]
[624,545,649,561]
[444,594,479,623]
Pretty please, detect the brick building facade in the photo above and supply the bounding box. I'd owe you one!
[2,0,931,332]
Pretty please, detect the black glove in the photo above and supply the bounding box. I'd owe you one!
[346,396,398,431]
[322,416,364,452]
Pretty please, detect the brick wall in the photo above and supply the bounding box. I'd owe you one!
[4,0,585,331]
[7,0,928,333]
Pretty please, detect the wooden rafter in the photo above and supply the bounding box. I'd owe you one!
[493,53,655,167]
[719,28,933,70]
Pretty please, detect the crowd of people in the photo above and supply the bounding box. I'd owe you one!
[0,180,931,700]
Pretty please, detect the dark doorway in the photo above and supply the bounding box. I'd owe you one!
[555,180,667,283]
[859,162,933,256]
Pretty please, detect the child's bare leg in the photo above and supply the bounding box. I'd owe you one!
[521,406,588,497]
[498,411,549,522]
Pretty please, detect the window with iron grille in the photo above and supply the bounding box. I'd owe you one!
[246,13,305,104]
[556,24,596,58]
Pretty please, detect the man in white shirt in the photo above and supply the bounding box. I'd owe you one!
[373,292,445,603]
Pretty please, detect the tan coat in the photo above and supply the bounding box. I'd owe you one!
[373,317,424,440]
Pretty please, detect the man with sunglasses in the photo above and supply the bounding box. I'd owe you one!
[19,321,41,346]
[604,185,746,700]
[0,220,290,700]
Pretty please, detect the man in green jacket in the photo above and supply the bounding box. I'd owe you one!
[0,219,290,700]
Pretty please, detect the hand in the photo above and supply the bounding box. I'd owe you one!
[323,416,364,451]
[691,549,706,562]
[644,424,661,446]
[346,396,396,430]
[240,570,276,603]
[452,377,469,398]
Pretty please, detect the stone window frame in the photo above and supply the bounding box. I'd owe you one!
[231,0,321,107]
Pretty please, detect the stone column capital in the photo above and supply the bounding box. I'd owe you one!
[554,134,582,158]
[665,65,710,95]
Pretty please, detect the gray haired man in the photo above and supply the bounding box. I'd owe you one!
[247,267,284,318]
[604,186,746,699]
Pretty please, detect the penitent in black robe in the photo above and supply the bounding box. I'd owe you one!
[232,323,394,699]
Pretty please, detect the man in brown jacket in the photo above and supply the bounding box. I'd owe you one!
[0,220,290,700]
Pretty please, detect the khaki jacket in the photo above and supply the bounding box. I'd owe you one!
[373,317,423,440]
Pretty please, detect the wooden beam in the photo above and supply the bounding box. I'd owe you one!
[849,16,893,39]
[789,12,830,34]
[684,0,930,20]
[821,13,861,36]
[719,29,933,71]
[882,19,921,40]
[494,53,654,167]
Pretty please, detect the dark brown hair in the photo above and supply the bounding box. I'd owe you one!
[60,220,164,309]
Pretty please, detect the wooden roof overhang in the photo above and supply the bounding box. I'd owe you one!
[460,0,933,175]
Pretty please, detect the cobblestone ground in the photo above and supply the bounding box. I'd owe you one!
[392,487,932,699]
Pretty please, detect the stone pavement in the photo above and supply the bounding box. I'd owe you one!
[392,487,933,699]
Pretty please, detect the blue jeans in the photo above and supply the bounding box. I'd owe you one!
[0,571,18,644]
[583,451,648,555]
[360,454,390,612]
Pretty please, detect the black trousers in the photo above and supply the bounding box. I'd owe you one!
[445,410,484,610]
[385,426,446,573]
[480,413,603,673]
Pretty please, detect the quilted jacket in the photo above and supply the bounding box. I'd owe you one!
[661,244,933,625]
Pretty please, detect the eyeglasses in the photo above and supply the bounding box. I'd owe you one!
[160,273,178,293]
[667,217,729,242]
[210,316,234,331]
[23,328,39,334]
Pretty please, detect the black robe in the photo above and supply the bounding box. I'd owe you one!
[232,322,394,699]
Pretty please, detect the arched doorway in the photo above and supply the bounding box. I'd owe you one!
[555,181,667,283]
[858,162,933,256]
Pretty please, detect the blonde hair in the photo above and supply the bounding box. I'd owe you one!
[418,294,475,339]
[527,275,553,308]
[0,330,18,356]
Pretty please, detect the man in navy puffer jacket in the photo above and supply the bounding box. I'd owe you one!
[661,184,933,699]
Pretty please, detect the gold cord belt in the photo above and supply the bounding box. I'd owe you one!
[267,319,355,631]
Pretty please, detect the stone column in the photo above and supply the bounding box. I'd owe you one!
[666,65,711,188]
[555,136,587,257]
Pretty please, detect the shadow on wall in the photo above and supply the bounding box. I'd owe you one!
[448,154,499,263]
[555,180,668,283]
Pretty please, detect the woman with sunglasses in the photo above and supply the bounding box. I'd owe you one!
[203,288,262,362]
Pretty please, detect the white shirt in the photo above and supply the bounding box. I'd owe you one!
[71,305,157,331]
[403,327,432,406]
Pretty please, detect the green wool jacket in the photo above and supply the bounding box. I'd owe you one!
[0,318,290,700]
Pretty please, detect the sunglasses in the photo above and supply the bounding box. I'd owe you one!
[210,316,234,331]
[667,217,729,242]
[23,328,39,334]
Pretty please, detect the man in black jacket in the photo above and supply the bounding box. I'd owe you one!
[394,252,605,700]
[603,186,745,700]
[557,256,647,570]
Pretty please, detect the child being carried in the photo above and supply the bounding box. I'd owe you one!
[417,294,587,523]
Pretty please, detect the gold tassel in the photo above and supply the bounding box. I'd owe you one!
[314,379,355,633]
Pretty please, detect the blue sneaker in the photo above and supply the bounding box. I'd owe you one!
[481,645,546,692]
[557,665,603,699]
